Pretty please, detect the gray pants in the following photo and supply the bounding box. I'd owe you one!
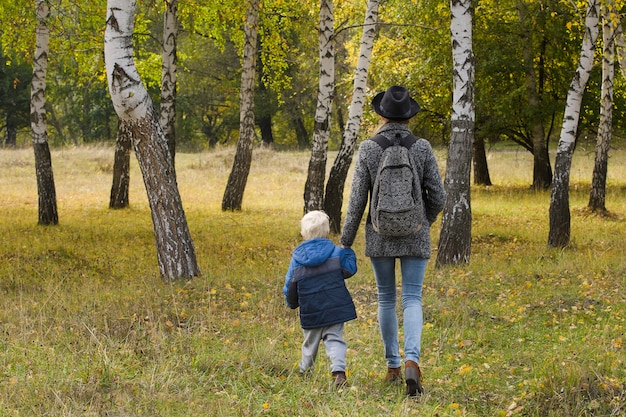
[300,323,347,373]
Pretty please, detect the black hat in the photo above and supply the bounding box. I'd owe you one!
[372,86,420,120]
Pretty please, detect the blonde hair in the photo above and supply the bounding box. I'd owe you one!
[377,116,410,130]
[300,210,330,240]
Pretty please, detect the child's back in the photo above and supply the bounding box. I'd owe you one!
[282,211,358,388]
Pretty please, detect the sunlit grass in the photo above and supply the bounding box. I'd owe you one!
[0,144,624,416]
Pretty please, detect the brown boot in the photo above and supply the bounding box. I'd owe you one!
[404,360,423,396]
[384,367,402,384]
[332,371,348,388]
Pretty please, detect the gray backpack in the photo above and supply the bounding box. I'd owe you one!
[370,133,424,237]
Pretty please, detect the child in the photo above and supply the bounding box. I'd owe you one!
[283,210,358,387]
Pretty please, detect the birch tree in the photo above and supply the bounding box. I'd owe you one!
[110,1,178,208]
[516,0,552,190]
[304,0,335,213]
[548,0,599,247]
[615,23,626,72]
[31,0,58,225]
[436,0,474,267]
[222,0,260,211]
[324,0,379,233]
[104,0,199,281]
[588,2,615,213]
[109,120,131,209]
[160,0,178,165]
[472,137,491,186]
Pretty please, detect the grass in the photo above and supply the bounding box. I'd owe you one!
[0,144,625,416]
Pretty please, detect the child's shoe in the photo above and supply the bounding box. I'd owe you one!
[404,360,423,396]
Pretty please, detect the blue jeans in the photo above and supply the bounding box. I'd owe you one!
[370,256,427,368]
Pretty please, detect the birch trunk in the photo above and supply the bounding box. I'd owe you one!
[548,0,599,247]
[222,0,259,211]
[109,119,131,209]
[31,0,58,225]
[472,136,491,186]
[304,0,335,213]
[256,51,274,147]
[160,0,178,166]
[324,0,379,233]
[517,0,552,190]
[294,117,309,149]
[614,23,626,73]
[105,0,199,281]
[436,0,474,267]
[588,2,614,213]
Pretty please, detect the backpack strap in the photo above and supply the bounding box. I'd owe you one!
[371,133,418,150]
[371,132,423,188]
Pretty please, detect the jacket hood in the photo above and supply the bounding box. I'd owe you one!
[292,238,336,267]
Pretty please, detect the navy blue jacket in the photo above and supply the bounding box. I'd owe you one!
[283,238,357,330]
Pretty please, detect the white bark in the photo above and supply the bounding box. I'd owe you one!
[554,1,599,156]
[304,0,335,213]
[315,0,335,129]
[31,0,50,146]
[160,0,178,162]
[615,23,626,77]
[449,0,475,124]
[342,0,378,147]
[31,0,58,225]
[222,0,260,211]
[548,0,599,247]
[436,0,474,267]
[239,0,258,135]
[105,1,151,122]
[105,0,199,281]
[589,1,614,211]
[325,0,379,231]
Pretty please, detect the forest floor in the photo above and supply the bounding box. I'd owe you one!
[0,144,625,416]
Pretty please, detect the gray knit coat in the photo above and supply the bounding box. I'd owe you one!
[340,123,446,258]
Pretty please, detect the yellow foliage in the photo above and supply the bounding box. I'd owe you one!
[458,364,472,376]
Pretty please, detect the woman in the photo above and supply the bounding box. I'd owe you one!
[340,85,446,396]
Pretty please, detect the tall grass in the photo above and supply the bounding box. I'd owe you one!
[0,145,624,416]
